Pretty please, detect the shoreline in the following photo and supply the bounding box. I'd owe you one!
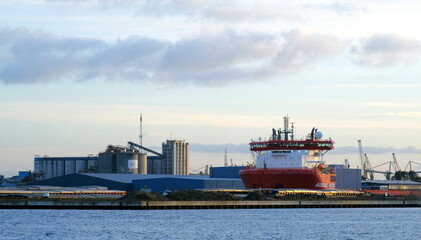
[1,200,420,210]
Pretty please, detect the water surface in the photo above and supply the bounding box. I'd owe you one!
[1,208,419,239]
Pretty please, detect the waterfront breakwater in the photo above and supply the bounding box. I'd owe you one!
[1,200,420,210]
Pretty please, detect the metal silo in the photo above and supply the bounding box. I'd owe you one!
[57,160,65,177]
[98,151,115,173]
[46,159,53,179]
[87,159,97,172]
[138,153,147,174]
[117,150,139,174]
[65,160,76,175]
[76,159,87,173]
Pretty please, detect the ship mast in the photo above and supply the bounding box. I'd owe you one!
[282,115,293,140]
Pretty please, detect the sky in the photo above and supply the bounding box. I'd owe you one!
[1,0,421,177]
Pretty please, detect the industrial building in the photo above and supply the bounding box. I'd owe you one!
[209,166,245,178]
[30,165,363,194]
[98,145,147,174]
[32,173,245,193]
[34,156,98,180]
[33,139,189,180]
[334,164,362,190]
[362,180,421,191]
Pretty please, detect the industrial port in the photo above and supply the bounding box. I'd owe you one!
[1,115,421,209]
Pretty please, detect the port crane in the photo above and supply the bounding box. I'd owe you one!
[391,153,401,172]
[358,140,374,180]
[404,161,421,173]
[357,140,402,180]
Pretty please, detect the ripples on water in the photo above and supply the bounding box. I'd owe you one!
[1,208,420,240]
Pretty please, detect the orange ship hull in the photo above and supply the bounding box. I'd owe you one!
[239,168,336,190]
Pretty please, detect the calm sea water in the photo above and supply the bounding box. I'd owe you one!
[0,208,420,240]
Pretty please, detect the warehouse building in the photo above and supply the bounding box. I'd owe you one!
[32,173,245,192]
[334,165,362,190]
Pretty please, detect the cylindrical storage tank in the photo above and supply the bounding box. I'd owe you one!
[46,160,53,179]
[34,158,42,175]
[98,152,115,173]
[65,160,76,175]
[42,160,48,179]
[57,160,65,177]
[117,151,138,173]
[138,153,147,174]
[76,160,87,173]
[87,159,97,172]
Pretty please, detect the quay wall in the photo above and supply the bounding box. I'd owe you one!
[0,200,420,210]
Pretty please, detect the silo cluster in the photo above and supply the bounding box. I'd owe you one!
[34,156,98,180]
[98,145,147,174]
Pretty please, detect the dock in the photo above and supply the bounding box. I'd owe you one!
[1,200,420,210]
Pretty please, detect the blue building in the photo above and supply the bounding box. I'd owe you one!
[32,173,245,192]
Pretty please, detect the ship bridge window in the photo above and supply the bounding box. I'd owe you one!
[271,150,292,154]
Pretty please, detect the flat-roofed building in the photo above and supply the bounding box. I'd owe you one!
[162,140,189,175]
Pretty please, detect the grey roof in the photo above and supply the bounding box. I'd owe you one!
[80,173,211,183]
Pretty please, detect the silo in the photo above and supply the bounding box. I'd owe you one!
[46,160,53,179]
[34,158,42,175]
[117,151,139,173]
[87,159,98,172]
[65,160,76,175]
[76,160,87,173]
[57,160,65,177]
[98,151,115,173]
[42,159,48,179]
[138,153,147,174]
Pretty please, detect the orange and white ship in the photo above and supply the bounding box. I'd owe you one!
[240,116,337,190]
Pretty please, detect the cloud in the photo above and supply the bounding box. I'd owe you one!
[305,2,365,16]
[333,145,421,155]
[351,33,421,66]
[0,27,342,86]
[46,0,303,22]
[272,30,342,71]
[182,143,421,155]
[190,143,249,153]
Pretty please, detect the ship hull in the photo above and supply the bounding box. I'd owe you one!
[239,168,336,190]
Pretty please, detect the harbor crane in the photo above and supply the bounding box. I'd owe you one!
[358,140,374,180]
[391,153,401,172]
[404,161,421,173]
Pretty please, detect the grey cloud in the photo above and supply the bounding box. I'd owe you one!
[352,34,421,66]
[0,28,341,85]
[272,30,343,70]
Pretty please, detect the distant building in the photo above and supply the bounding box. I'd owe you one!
[162,140,189,175]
